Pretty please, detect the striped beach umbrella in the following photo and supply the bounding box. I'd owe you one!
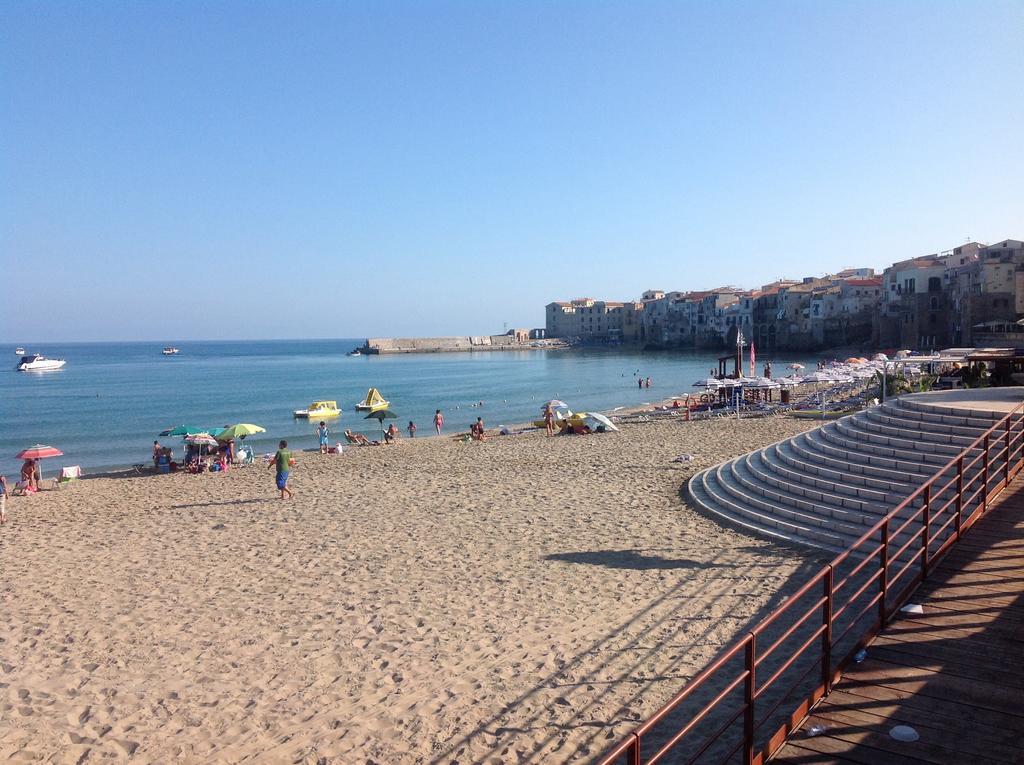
[16,444,63,460]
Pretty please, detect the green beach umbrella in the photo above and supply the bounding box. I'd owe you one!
[216,423,266,441]
[364,408,398,436]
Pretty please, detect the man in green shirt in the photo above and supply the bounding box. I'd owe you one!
[269,439,294,499]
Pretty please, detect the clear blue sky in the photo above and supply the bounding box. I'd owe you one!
[2,1,1022,342]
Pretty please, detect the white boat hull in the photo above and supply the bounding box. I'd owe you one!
[18,359,66,371]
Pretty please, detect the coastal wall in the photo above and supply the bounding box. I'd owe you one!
[364,335,561,353]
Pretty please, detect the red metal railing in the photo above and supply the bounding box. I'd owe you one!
[596,399,1024,765]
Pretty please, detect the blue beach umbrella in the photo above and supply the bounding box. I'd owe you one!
[159,425,206,437]
[159,425,225,437]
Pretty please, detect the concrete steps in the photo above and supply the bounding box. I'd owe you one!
[688,392,1008,552]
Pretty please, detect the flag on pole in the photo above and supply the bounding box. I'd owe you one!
[750,341,756,377]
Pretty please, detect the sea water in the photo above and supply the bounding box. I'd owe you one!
[0,340,822,475]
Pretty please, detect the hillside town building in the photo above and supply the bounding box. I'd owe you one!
[545,237,1024,351]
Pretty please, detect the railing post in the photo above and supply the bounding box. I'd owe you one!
[955,456,964,541]
[983,434,990,513]
[822,567,833,694]
[921,484,931,577]
[879,519,890,625]
[628,734,641,765]
[1005,417,1012,485]
[744,634,756,765]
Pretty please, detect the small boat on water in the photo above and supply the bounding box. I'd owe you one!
[348,349,362,357]
[355,387,389,412]
[17,354,66,372]
[294,400,342,418]
[162,347,180,355]
[15,347,25,355]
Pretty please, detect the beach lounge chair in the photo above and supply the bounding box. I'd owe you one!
[54,465,82,488]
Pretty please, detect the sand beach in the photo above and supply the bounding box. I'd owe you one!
[1,414,824,764]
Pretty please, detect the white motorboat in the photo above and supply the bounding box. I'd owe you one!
[15,347,25,355]
[16,354,66,372]
[348,349,362,357]
[162,347,180,355]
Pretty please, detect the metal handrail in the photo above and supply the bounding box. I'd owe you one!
[595,398,1024,765]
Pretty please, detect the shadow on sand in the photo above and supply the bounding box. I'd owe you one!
[545,548,725,571]
[170,498,266,510]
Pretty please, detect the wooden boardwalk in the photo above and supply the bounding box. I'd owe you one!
[771,481,1024,765]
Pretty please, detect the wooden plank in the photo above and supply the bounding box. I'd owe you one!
[864,639,1024,691]
[884,609,1024,640]
[872,625,1024,667]
[769,741,854,764]
[773,733,935,765]
[806,704,1022,763]
[829,679,1024,733]
[819,689,1024,750]
[782,709,1001,765]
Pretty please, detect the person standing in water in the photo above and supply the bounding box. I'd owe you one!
[407,420,417,438]
[434,409,444,435]
[269,440,294,499]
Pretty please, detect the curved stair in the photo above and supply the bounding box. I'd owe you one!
[688,392,1008,553]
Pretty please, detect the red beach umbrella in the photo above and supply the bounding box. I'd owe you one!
[16,444,63,460]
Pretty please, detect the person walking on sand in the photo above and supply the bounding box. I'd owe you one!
[317,421,330,454]
[407,420,417,438]
[434,409,444,435]
[269,440,294,499]
[544,403,555,436]
[0,475,7,524]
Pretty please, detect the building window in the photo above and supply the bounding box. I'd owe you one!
[930,297,938,310]
[928,277,941,292]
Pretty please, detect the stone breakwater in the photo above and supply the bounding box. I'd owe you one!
[361,336,566,353]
